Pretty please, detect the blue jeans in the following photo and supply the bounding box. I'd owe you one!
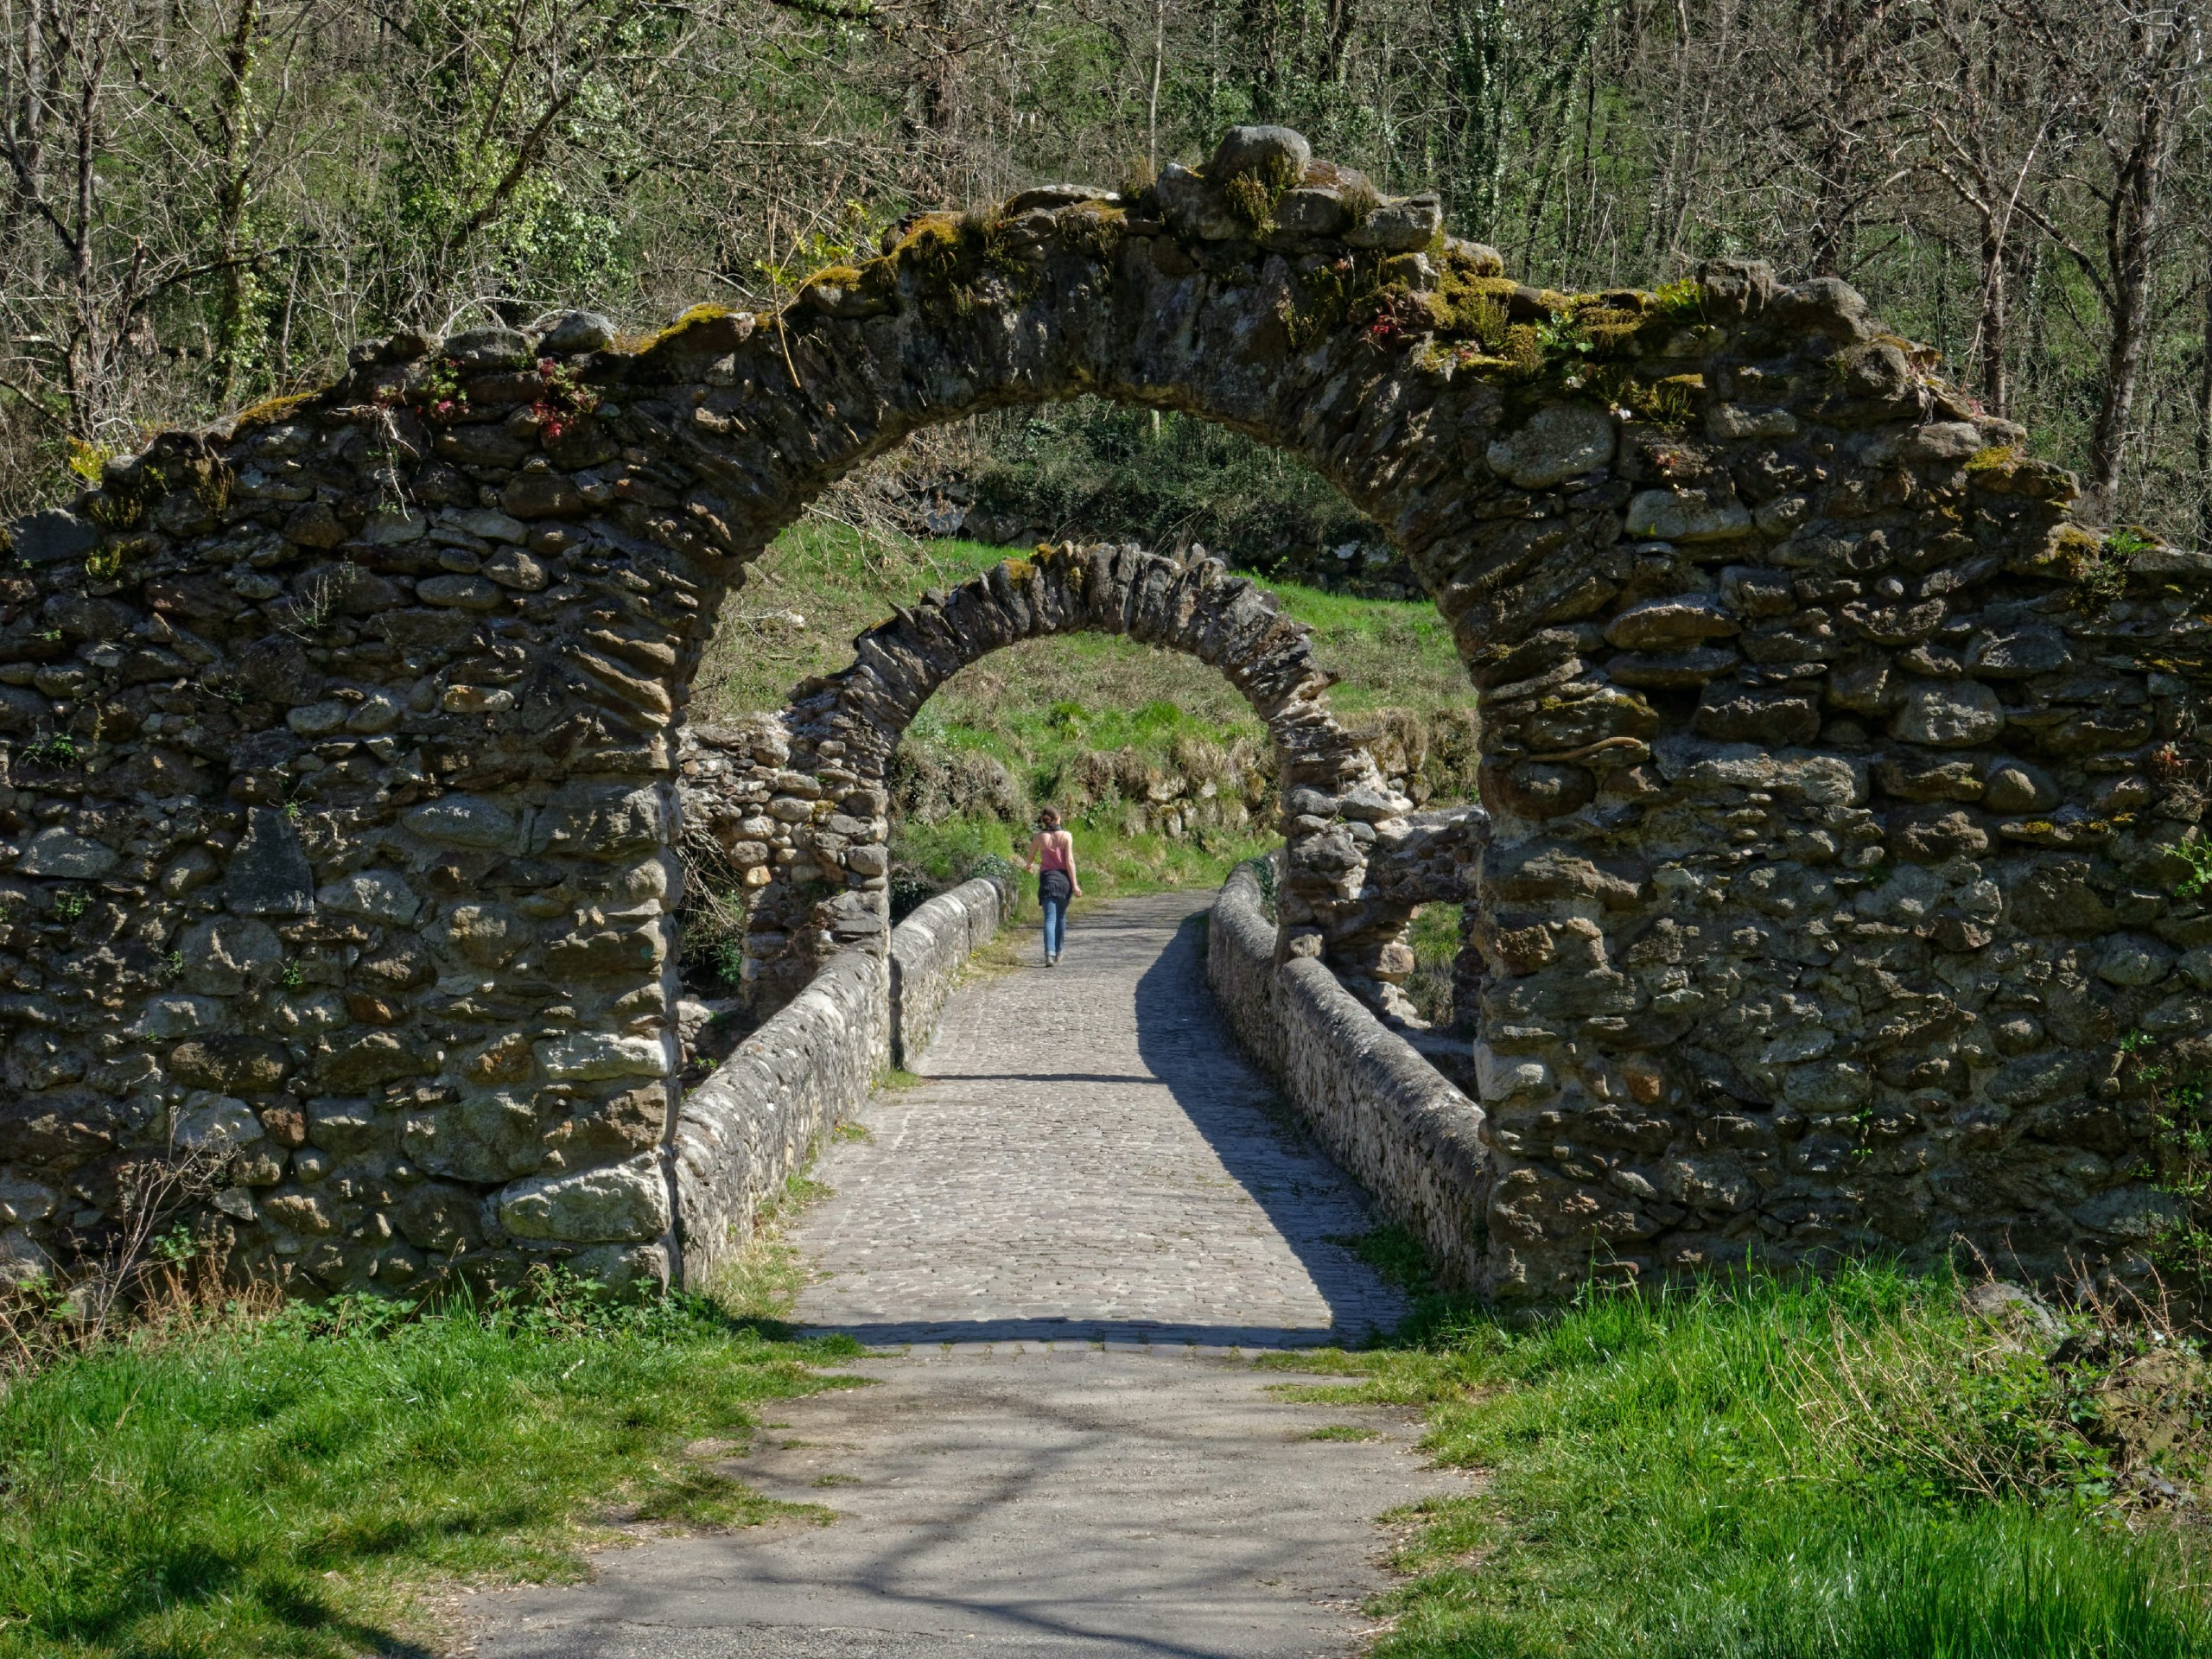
[1041,894,1067,958]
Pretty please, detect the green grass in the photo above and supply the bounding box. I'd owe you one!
[960,398,1374,574]
[893,812,1274,906]
[702,1166,841,1324]
[0,1282,854,1659]
[1334,1223,1436,1295]
[699,522,1470,766]
[1275,1265,2212,1658]
[1402,902,1463,1029]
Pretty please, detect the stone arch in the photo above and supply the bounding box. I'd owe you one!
[677,543,1436,1014]
[0,119,2206,1300]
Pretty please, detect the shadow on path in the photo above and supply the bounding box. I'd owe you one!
[1128,905,1392,1343]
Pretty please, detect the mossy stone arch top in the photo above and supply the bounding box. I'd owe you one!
[1,120,2207,1302]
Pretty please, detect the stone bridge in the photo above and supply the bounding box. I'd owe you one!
[676,541,1469,1016]
[0,121,2207,1300]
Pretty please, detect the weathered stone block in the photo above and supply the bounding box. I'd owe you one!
[317,869,422,924]
[223,809,315,916]
[317,1033,433,1090]
[1625,489,1751,543]
[1487,406,1615,490]
[499,1154,670,1243]
[536,1032,667,1081]
[180,916,283,996]
[405,795,518,849]
[1890,680,2005,747]
[17,829,116,879]
[403,1091,548,1182]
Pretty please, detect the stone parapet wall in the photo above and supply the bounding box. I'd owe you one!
[1208,861,1493,1287]
[671,944,885,1285]
[890,876,1008,1068]
[670,872,1006,1283]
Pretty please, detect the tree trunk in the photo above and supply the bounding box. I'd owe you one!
[2083,9,2192,519]
[211,0,264,409]
[4,0,49,251]
[2196,245,2212,549]
[1978,213,2010,416]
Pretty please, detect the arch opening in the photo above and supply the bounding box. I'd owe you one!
[676,543,1449,1019]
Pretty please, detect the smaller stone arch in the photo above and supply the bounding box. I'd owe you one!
[677,543,1449,1013]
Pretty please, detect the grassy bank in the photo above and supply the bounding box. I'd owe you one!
[697,522,1470,761]
[1402,902,1464,1028]
[958,400,1374,575]
[0,1277,849,1659]
[894,813,1274,905]
[1279,1265,2212,1658]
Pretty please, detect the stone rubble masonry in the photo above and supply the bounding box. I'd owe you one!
[0,117,2206,1299]
[676,543,1423,1018]
[671,874,1007,1284]
[890,877,1008,1070]
[1209,861,1493,1287]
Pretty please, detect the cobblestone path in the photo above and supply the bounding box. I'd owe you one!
[470,892,1450,1659]
[792,888,1409,1346]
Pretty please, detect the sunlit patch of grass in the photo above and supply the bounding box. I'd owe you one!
[0,1285,849,1659]
[1314,1264,2212,1659]
[632,1466,833,1531]
[894,815,1274,908]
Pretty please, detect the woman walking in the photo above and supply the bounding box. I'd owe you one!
[1027,808,1081,966]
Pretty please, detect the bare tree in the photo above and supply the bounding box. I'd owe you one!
[2012,0,2208,514]
[1877,0,2062,416]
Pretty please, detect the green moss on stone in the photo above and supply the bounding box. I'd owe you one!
[631,304,741,355]
[1057,202,1128,260]
[1421,266,1516,349]
[229,391,317,434]
[1220,155,1300,235]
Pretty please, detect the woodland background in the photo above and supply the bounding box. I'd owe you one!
[3,0,2209,556]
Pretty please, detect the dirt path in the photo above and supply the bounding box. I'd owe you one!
[468,893,1453,1658]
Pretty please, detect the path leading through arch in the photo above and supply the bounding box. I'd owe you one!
[468,893,1454,1658]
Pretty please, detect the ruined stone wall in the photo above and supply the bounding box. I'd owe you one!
[671,944,885,1285]
[0,120,2204,1300]
[1209,861,1492,1284]
[1464,393,2212,1299]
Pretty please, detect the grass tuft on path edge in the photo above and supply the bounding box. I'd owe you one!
[1273,1262,2212,1658]
[0,1279,854,1659]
